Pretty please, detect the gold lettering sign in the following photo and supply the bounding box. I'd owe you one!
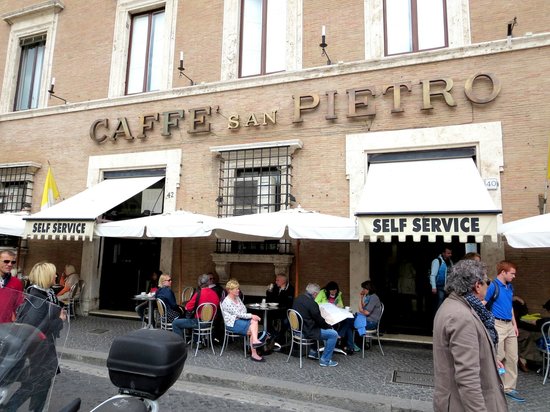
[89,72,501,143]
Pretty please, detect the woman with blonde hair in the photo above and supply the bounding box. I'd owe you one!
[220,279,266,362]
[155,273,184,322]
[8,262,66,411]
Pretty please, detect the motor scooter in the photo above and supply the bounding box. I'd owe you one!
[0,287,70,411]
[0,288,187,412]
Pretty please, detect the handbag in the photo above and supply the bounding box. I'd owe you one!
[184,288,201,319]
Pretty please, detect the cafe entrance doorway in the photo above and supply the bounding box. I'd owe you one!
[99,237,161,311]
[369,238,470,335]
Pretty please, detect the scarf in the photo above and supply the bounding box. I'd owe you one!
[464,291,498,347]
[29,284,60,306]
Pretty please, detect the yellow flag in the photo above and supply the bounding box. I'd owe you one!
[41,166,60,210]
[547,138,550,180]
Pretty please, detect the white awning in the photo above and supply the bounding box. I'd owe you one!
[356,158,501,243]
[24,176,163,240]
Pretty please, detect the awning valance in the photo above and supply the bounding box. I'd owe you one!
[355,158,501,242]
[24,176,163,240]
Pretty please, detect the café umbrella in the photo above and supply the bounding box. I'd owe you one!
[205,207,358,293]
[94,210,214,238]
[498,213,550,248]
[0,213,26,237]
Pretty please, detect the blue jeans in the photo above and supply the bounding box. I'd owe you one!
[172,318,198,339]
[320,328,339,363]
[435,288,446,311]
[337,317,355,348]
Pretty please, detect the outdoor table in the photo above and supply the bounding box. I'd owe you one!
[318,304,354,356]
[132,294,157,329]
[246,303,279,326]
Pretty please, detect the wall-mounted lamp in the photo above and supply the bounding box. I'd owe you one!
[177,51,195,85]
[47,77,67,104]
[507,17,517,46]
[319,25,332,65]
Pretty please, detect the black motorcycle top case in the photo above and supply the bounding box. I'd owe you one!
[106,329,187,399]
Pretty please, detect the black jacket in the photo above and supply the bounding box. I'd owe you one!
[17,287,63,341]
[292,292,331,340]
[266,283,295,310]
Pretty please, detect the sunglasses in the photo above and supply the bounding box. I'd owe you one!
[2,260,16,265]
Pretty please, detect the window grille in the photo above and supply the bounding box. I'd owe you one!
[0,164,37,248]
[0,165,34,213]
[216,146,293,254]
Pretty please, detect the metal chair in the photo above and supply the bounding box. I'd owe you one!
[74,280,85,316]
[219,318,248,358]
[156,299,173,331]
[191,303,217,356]
[362,303,385,358]
[538,320,550,384]
[181,286,194,304]
[287,309,318,368]
[66,282,80,320]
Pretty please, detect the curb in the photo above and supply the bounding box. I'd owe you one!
[58,347,432,412]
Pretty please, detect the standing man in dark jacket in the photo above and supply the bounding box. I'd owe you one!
[293,283,339,367]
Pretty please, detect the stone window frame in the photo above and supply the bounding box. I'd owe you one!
[221,0,303,81]
[364,0,470,60]
[0,1,64,113]
[108,0,179,98]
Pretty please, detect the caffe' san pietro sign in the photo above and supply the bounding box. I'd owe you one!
[89,72,500,144]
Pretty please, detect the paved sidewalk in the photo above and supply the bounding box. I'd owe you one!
[58,315,547,412]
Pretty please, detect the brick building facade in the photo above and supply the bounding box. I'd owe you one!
[0,0,549,334]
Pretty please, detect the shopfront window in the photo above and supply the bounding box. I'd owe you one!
[126,9,165,94]
[239,0,287,77]
[384,0,447,56]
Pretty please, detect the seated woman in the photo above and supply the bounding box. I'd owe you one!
[315,281,358,354]
[172,273,220,340]
[354,280,382,336]
[155,274,184,323]
[56,264,80,305]
[220,279,266,362]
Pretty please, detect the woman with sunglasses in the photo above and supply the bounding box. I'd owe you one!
[155,274,184,322]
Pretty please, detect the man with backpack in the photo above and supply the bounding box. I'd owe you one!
[430,246,453,311]
[484,260,525,403]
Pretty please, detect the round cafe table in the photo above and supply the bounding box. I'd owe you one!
[132,294,157,329]
[245,303,279,326]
